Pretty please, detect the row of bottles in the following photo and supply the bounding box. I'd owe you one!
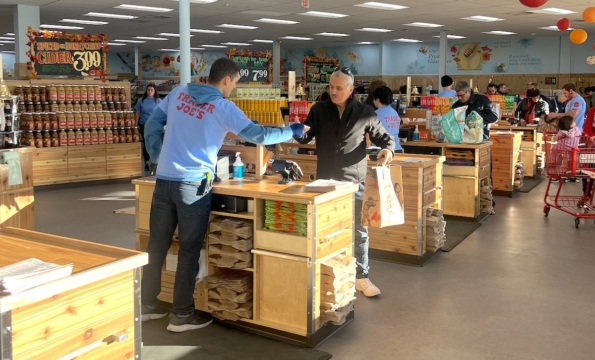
[18,101,129,113]
[22,128,140,148]
[20,111,135,131]
[13,85,127,104]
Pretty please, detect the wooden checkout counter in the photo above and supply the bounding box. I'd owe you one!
[490,125,543,177]
[133,176,359,347]
[0,227,147,359]
[0,146,35,230]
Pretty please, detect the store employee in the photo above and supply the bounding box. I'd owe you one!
[548,83,586,133]
[141,57,305,333]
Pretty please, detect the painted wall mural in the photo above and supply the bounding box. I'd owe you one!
[1,52,15,77]
[280,45,380,77]
[106,50,226,77]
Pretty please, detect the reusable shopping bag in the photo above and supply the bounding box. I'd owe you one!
[361,165,404,228]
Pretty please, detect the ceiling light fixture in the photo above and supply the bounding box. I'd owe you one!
[40,24,84,30]
[357,41,375,44]
[461,15,504,22]
[404,22,443,28]
[115,4,173,12]
[202,44,228,48]
[356,27,393,32]
[299,11,348,18]
[190,47,205,50]
[0,37,15,40]
[538,25,574,31]
[316,32,350,37]
[108,42,127,46]
[60,19,108,25]
[432,35,467,39]
[354,2,408,10]
[135,36,169,41]
[171,0,218,3]
[113,39,146,43]
[529,8,576,15]
[5,33,15,36]
[190,29,223,34]
[392,38,423,42]
[2,51,15,54]
[254,18,299,24]
[216,24,258,29]
[482,30,516,35]
[84,12,137,19]
[160,48,180,51]
[281,36,313,40]
[222,42,252,46]
[0,41,15,44]
[252,39,274,43]
[158,33,195,37]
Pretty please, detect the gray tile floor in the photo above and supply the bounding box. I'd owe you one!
[34,179,595,360]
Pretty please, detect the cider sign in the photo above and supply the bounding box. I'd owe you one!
[33,38,106,77]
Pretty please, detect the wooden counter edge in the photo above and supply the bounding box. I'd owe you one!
[0,146,34,154]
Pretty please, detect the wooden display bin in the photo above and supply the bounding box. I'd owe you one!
[402,141,492,221]
[490,132,523,196]
[0,147,35,230]
[490,125,543,177]
[367,154,445,266]
[0,227,147,360]
[133,177,359,347]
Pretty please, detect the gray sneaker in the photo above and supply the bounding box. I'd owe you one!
[141,303,168,322]
[167,311,213,333]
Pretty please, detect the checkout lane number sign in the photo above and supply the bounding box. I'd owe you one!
[33,37,105,77]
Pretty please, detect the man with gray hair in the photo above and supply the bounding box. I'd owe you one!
[453,81,499,140]
[294,66,395,297]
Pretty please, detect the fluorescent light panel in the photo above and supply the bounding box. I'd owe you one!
[316,32,350,37]
[354,2,408,10]
[461,15,503,22]
[160,48,179,51]
[60,19,108,25]
[113,39,146,43]
[107,42,127,46]
[539,26,574,31]
[40,24,84,30]
[190,29,223,34]
[84,12,137,19]
[281,36,313,40]
[529,8,575,15]
[254,18,298,24]
[299,11,348,18]
[202,44,227,48]
[191,47,205,50]
[252,39,274,43]
[0,37,15,40]
[5,33,14,36]
[482,30,516,35]
[356,27,392,32]
[115,4,173,12]
[222,42,252,46]
[432,35,467,39]
[158,33,195,37]
[135,36,169,41]
[171,0,218,3]
[217,24,258,29]
[404,22,442,27]
[392,38,422,42]
[357,42,375,44]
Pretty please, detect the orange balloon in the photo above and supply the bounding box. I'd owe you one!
[570,29,588,44]
[583,7,595,23]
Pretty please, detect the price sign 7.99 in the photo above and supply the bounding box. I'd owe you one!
[230,54,271,84]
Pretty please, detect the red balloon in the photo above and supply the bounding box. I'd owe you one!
[162,57,171,65]
[519,0,548,8]
[557,17,571,31]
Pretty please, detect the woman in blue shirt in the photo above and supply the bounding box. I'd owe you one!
[135,83,162,170]
[373,86,403,152]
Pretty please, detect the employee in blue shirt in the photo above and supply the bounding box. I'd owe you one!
[373,86,403,153]
[438,75,456,98]
[141,58,304,333]
[135,83,162,171]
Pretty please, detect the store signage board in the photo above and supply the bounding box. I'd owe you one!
[305,60,338,84]
[545,77,557,85]
[26,29,109,81]
[228,52,272,84]
[302,0,309,9]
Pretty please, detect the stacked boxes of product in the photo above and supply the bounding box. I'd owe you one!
[230,98,288,124]
[420,96,455,115]
[206,270,253,321]
[208,218,253,269]
[264,200,307,235]
[320,254,356,326]
[487,95,516,118]
[425,208,446,252]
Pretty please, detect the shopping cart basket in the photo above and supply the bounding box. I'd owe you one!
[543,132,595,228]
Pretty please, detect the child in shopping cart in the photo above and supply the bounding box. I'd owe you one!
[551,116,582,180]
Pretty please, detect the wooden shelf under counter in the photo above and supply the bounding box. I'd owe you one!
[490,132,523,197]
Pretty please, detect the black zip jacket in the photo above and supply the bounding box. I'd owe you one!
[294,99,395,183]
[452,93,499,140]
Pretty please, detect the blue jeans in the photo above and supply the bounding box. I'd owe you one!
[141,179,212,316]
[354,184,369,279]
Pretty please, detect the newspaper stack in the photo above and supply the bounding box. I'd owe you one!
[320,254,356,326]
[0,258,73,295]
[205,270,253,321]
[208,218,253,269]
[426,208,446,252]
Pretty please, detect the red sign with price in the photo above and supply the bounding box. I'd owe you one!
[301,0,309,9]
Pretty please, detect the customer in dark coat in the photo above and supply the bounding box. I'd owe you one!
[294,67,395,297]
[453,81,499,140]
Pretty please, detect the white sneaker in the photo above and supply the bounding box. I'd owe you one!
[355,278,381,297]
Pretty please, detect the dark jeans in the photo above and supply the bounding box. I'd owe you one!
[141,179,212,316]
[138,124,151,164]
[354,184,369,279]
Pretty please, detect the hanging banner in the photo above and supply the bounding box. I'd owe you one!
[303,57,339,84]
[226,49,273,84]
[26,28,109,81]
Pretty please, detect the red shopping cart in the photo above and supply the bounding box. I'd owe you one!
[543,132,595,228]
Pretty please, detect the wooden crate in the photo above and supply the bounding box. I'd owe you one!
[491,133,522,192]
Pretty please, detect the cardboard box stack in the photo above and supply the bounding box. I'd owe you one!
[208,218,253,269]
[320,254,356,326]
[426,208,446,252]
[480,179,494,214]
[206,270,253,321]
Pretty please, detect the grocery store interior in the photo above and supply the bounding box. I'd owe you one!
[1,0,595,359]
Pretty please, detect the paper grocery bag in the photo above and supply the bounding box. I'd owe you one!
[361,165,405,228]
